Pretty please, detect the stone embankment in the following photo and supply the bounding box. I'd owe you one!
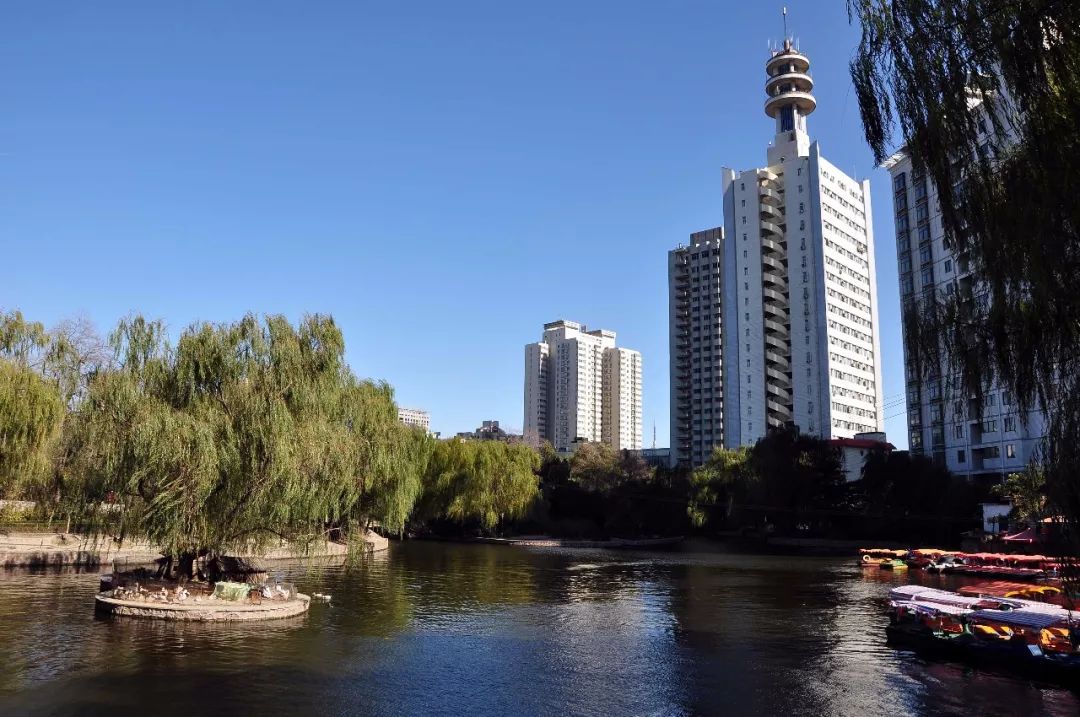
[0,533,161,569]
[0,530,388,568]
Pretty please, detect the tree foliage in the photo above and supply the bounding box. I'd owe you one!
[689,447,750,528]
[993,464,1046,525]
[847,0,1080,553]
[0,360,63,496]
[0,310,93,497]
[61,313,426,564]
[420,439,540,531]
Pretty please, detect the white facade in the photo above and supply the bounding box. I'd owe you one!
[397,407,430,431]
[524,319,642,451]
[719,39,883,450]
[668,228,725,467]
[883,152,1047,478]
[603,347,643,451]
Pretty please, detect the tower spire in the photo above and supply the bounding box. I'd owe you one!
[764,20,815,135]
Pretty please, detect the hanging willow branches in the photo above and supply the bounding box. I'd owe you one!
[59,313,435,568]
[847,0,1080,554]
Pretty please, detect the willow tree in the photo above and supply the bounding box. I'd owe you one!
[421,440,540,533]
[0,311,66,497]
[848,1,1080,554]
[62,313,423,576]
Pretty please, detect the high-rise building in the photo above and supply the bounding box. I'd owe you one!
[524,320,642,452]
[721,37,883,449]
[883,152,1046,478]
[669,37,884,467]
[603,347,643,451]
[668,228,725,468]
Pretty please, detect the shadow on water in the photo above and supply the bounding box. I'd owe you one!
[0,541,1077,716]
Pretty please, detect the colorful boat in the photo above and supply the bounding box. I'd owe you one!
[858,548,908,567]
[886,585,1080,685]
[957,581,1067,605]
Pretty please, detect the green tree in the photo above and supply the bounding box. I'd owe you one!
[61,313,422,576]
[993,464,1046,526]
[0,311,65,497]
[847,0,1080,554]
[746,427,845,533]
[569,442,623,492]
[0,361,64,497]
[421,440,540,533]
[688,446,750,528]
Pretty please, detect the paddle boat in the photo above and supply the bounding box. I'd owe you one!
[858,548,908,567]
[886,585,1080,685]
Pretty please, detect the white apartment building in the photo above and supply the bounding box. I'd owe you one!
[603,347,643,451]
[718,38,884,451]
[397,407,430,432]
[668,228,725,467]
[883,151,1046,478]
[524,320,642,452]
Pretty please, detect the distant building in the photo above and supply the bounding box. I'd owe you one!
[524,319,642,452]
[397,407,430,432]
[634,447,671,468]
[669,228,726,468]
[455,420,522,443]
[829,432,893,483]
[884,143,1047,479]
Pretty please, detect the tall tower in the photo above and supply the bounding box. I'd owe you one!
[713,27,883,451]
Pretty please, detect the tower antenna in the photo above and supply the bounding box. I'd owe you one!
[783,6,788,40]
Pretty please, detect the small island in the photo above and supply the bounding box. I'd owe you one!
[95,579,311,621]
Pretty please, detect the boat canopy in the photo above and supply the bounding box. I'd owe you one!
[889,586,1013,609]
[894,600,973,617]
[968,608,1080,630]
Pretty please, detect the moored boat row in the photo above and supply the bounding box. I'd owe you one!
[859,547,1063,581]
[886,584,1080,685]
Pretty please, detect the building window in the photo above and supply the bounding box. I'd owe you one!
[953,424,963,439]
[919,245,932,264]
[982,420,997,432]
[985,445,1001,459]
[957,449,966,463]
[1006,444,1016,459]
[921,267,934,285]
[1004,416,1017,432]
[944,259,952,273]
[986,393,996,407]
[799,202,805,214]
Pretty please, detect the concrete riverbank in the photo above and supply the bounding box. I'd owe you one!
[0,530,388,568]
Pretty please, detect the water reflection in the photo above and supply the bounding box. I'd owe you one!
[0,541,1076,716]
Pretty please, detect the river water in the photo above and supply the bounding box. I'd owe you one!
[0,541,1076,716]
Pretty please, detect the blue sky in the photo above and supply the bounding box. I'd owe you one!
[1,1,907,446]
